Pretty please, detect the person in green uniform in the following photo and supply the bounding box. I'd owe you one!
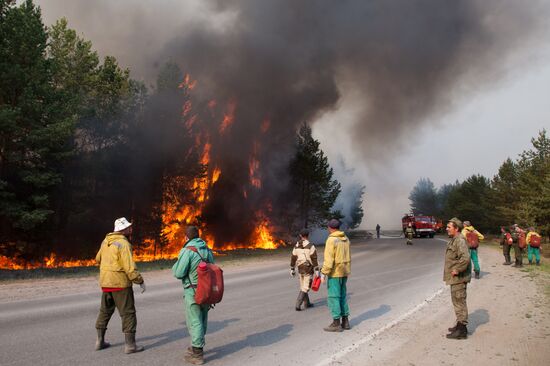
[461,221,484,279]
[526,227,542,266]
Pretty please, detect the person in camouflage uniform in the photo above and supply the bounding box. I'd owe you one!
[500,226,512,265]
[444,217,471,340]
[511,224,525,267]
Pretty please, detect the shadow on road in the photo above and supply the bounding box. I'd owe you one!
[142,318,239,350]
[311,292,354,308]
[468,309,489,335]
[205,323,293,362]
[351,304,391,327]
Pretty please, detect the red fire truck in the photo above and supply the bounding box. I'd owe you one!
[402,214,436,238]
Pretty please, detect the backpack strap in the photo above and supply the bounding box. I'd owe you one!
[185,245,210,263]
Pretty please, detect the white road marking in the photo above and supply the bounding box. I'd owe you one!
[314,286,446,366]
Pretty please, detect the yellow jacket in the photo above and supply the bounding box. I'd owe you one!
[462,226,484,241]
[321,231,351,278]
[95,233,143,288]
[526,231,541,245]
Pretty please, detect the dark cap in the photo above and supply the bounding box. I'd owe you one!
[299,228,310,237]
[327,219,341,229]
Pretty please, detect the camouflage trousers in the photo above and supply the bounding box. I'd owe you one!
[450,283,468,325]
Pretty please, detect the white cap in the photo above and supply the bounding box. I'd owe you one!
[114,217,132,232]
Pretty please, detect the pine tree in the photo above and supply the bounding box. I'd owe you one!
[288,123,341,229]
[409,178,438,215]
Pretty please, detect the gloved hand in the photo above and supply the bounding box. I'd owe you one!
[290,268,296,277]
[139,282,146,293]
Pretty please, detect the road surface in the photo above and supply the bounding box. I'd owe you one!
[0,237,448,366]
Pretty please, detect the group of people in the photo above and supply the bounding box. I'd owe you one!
[289,219,352,332]
[500,224,542,267]
[93,217,352,364]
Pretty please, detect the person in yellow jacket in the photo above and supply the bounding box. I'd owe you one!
[462,221,484,279]
[321,219,351,332]
[94,217,145,354]
[526,227,542,266]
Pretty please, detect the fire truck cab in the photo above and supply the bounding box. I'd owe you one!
[402,214,436,238]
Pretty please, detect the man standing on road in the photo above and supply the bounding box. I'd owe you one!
[376,224,381,239]
[405,223,414,245]
[290,228,319,311]
[500,226,513,265]
[444,217,471,340]
[172,226,215,365]
[321,219,351,332]
[461,221,484,279]
[526,227,542,266]
[95,217,146,354]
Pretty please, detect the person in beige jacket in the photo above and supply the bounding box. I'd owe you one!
[94,217,145,354]
[290,228,319,311]
[321,219,351,332]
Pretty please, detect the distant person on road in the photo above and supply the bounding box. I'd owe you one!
[444,217,471,340]
[290,228,319,311]
[500,226,513,265]
[172,226,215,365]
[405,223,414,245]
[526,227,542,266]
[94,217,145,354]
[511,224,526,267]
[461,221,484,279]
[376,224,381,239]
[321,219,351,332]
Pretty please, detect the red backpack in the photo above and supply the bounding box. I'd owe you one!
[465,231,480,249]
[505,233,513,245]
[530,235,541,248]
[186,247,224,306]
[518,233,527,249]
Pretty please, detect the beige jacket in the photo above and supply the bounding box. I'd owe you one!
[290,239,318,274]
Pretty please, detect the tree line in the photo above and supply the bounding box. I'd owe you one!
[408,130,549,235]
[0,1,363,262]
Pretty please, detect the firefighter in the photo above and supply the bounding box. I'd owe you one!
[461,221,484,279]
[405,223,414,245]
[321,219,352,332]
[511,224,525,267]
[376,224,381,239]
[444,218,471,340]
[172,226,215,365]
[526,227,542,266]
[500,226,513,265]
[290,228,319,311]
[94,217,146,354]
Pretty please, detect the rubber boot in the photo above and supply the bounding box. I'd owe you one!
[446,322,467,339]
[184,347,204,365]
[304,293,314,308]
[124,333,144,354]
[536,261,540,266]
[474,271,480,279]
[503,255,512,265]
[323,318,343,332]
[529,260,533,265]
[447,322,458,332]
[95,328,110,351]
[295,291,305,311]
[341,316,351,330]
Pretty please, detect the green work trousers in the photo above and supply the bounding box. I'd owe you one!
[450,283,468,325]
[327,277,350,320]
[95,287,137,333]
[469,248,480,273]
[527,245,541,263]
[184,287,210,348]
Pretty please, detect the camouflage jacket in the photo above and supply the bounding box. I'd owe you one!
[443,233,471,285]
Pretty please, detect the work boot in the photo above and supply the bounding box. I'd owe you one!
[303,293,314,308]
[95,328,110,351]
[324,318,343,332]
[295,291,305,311]
[446,322,467,339]
[341,316,351,330]
[124,333,144,354]
[536,261,541,266]
[474,271,480,279]
[184,347,204,365]
[447,322,458,332]
[503,255,512,265]
[529,260,533,265]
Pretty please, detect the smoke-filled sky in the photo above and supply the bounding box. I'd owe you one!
[36,0,550,229]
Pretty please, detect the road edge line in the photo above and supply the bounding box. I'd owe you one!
[315,286,446,366]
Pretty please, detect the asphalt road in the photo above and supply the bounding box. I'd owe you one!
[0,237,448,366]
